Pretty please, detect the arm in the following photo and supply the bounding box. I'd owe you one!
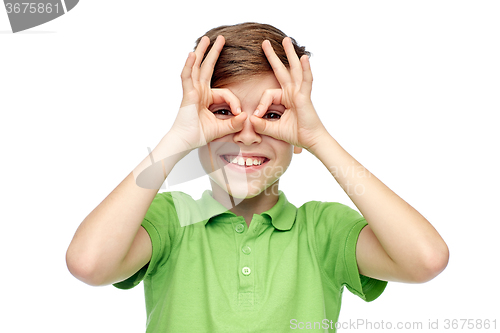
[251,37,449,283]
[66,35,246,286]
[66,133,188,287]
[308,135,449,283]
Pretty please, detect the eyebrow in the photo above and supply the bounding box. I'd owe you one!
[268,104,286,111]
[209,103,285,111]
[209,103,230,110]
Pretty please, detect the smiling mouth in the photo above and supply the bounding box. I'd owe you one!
[221,155,269,167]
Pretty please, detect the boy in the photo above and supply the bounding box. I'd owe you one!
[66,22,449,332]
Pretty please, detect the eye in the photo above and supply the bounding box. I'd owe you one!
[213,109,231,115]
[262,111,282,120]
[212,108,233,119]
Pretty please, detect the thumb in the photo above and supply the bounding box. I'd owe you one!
[219,112,247,137]
[249,114,280,139]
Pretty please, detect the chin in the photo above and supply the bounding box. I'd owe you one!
[232,187,266,199]
[213,181,256,199]
[211,176,278,200]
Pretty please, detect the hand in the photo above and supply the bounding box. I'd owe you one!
[250,37,328,150]
[169,35,247,151]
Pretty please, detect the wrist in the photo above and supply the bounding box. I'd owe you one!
[305,128,333,155]
[132,132,193,188]
[158,130,195,159]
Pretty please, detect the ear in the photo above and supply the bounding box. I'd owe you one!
[293,146,303,154]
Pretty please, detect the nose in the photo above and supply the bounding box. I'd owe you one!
[233,112,261,145]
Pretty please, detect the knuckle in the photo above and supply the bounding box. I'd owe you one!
[263,89,275,98]
[181,70,192,80]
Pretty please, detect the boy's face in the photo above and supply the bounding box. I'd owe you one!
[198,73,298,200]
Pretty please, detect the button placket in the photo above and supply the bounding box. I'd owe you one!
[239,239,253,279]
[237,215,269,308]
[237,218,257,300]
[237,217,262,309]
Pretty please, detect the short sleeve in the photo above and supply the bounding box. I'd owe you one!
[313,201,387,302]
[113,191,179,290]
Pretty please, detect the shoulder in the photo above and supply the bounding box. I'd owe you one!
[146,190,222,228]
[295,200,367,244]
[141,191,200,239]
[145,191,194,221]
[297,200,364,226]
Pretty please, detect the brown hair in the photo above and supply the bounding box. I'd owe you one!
[195,22,311,88]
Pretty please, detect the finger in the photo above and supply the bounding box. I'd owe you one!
[262,40,292,86]
[180,52,196,93]
[300,55,313,96]
[212,112,247,140]
[226,112,247,134]
[193,36,210,81]
[282,37,302,84]
[249,114,280,139]
[211,88,242,115]
[200,35,225,84]
[253,89,282,117]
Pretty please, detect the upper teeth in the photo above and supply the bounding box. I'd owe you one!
[224,155,265,166]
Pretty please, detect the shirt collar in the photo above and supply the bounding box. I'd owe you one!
[196,190,297,231]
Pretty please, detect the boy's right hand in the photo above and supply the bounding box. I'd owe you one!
[169,35,247,151]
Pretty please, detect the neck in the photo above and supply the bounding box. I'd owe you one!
[210,180,280,226]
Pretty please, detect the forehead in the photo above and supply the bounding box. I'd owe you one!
[222,73,281,102]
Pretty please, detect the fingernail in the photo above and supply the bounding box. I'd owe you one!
[237,107,242,114]
[253,109,260,116]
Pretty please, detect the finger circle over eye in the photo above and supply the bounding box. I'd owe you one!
[255,89,282,117]
[211,88,242,115]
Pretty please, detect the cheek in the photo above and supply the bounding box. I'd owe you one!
[198,140,240,174]
[198,146,213,174]
[277,143,294,169]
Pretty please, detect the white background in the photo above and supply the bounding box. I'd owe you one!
[1,1,499,332]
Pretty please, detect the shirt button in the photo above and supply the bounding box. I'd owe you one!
[241,245,251,255]
[241,267,251,276]
[235,223,245,233]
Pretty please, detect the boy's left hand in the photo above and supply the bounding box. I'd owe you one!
[250,37,328,150]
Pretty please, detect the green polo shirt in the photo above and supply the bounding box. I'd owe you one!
[114,190,387,332]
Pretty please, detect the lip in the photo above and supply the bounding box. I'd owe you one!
[219,154,270,173]
[219,152,269,158]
